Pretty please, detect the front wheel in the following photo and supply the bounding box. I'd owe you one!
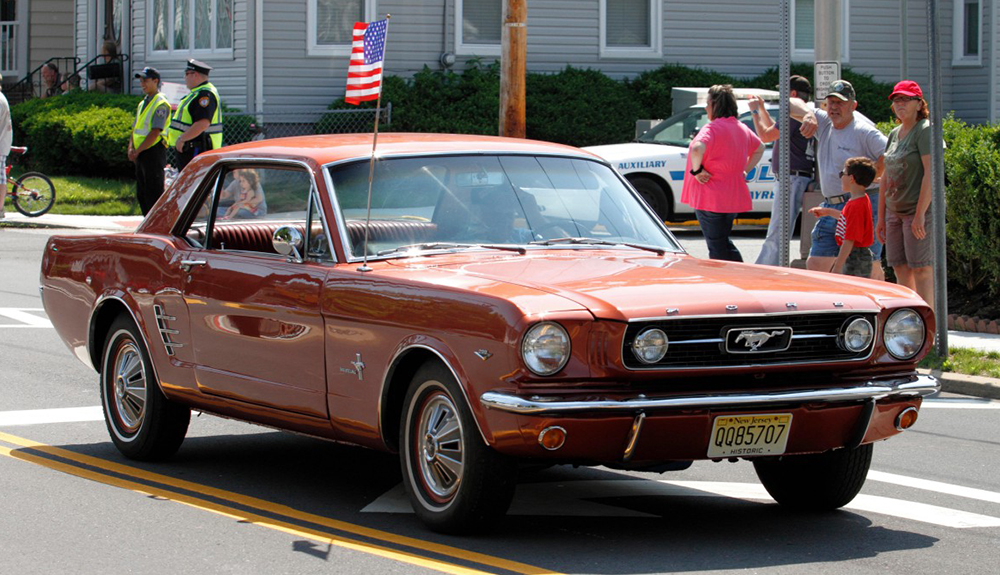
[400,362,517,534]
[101,315,190,461]
[12,172,56,217]
[753,443,873,511]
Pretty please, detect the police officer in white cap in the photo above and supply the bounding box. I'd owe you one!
[166,59,222,170]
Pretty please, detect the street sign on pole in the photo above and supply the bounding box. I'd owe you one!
[814,61,841,100]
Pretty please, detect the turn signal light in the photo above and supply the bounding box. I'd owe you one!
[538,426,567,450]
[895,407,919,431]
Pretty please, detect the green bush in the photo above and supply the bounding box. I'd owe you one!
[13,93,139,177]
[628,64,743,119]
[942,115,1000,297]
[526,67,641,146]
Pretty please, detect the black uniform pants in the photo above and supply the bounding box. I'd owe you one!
[135,144,167,215]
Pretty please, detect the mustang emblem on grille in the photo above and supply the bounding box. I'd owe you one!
[734,330,786,351]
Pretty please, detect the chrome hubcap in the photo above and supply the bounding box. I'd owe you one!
[112,341,147,434]
[416,392,464,500]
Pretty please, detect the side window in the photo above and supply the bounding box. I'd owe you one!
[181,165,326,258]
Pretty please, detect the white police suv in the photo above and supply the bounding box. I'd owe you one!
[585,90,780,222]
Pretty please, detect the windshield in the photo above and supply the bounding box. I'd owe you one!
[637,107,777,147]
[328,155,682,258]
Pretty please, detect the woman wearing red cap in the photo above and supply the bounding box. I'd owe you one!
[877,80,933,308]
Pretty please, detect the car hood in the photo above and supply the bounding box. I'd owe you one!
[386,251,919,321]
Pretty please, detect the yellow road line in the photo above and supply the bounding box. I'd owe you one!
[0,431,558,575]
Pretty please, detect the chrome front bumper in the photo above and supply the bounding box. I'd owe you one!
[480,375,939,415]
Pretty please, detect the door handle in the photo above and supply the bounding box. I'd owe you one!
[180,259,207,272]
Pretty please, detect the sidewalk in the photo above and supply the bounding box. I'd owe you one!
[4,211,999,400]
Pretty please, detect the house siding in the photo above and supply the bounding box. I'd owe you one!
[28,0,74,71]
[126,0,251,112]
[89,0,997,124]
[945,0,993,123]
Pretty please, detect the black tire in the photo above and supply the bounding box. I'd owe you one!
[12,172,56,217]
[400,362,517,534]
[101,315,190,461]
[753,443,873,511]
[629,176,671,222]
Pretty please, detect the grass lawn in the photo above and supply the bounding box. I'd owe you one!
[920,347,1000,379]
[4,171,139,216]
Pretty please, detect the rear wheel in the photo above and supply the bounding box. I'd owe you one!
[400,362,516,533]
[629,176,671,222]
[101,315,190,461]
[753,443,873,511]
[12,172,56,217]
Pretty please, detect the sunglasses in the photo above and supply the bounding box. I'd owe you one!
[838,171,849,178]
[891,96,919,103]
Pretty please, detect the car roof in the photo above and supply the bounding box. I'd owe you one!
[202,133,598,165]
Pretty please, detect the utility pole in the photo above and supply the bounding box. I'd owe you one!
[927,0,948,353]
[500,0,526,138]
[814,0,841,102]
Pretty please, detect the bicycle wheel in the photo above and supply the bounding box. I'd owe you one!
[12,172,56,217]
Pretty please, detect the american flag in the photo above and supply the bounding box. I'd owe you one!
[345,19,388,105]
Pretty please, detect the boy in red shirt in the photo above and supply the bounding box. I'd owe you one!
[809,157,876,277]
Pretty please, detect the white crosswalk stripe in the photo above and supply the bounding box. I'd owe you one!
[0,308,53,328]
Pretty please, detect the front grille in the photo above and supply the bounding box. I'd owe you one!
[623,312,876,369]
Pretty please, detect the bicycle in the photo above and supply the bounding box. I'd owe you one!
[4,146,56,217]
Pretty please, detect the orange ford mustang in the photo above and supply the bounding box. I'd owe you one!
[40,133,937,533]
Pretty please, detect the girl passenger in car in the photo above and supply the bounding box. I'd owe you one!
[219,169,267,219]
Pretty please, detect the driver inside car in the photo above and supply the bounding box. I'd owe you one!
[465,186,535,244]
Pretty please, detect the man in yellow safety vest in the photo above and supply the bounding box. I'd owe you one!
[128,67,171,215]
[166,59,222,171]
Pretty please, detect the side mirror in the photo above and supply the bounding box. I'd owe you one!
[272,226,304,262]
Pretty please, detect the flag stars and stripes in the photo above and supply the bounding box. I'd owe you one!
[346,19,388,105]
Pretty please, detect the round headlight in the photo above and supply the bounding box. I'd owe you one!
[632,328,669,364]
[522,322,571,375]
[883,309,926,360]
[842,317,874,352]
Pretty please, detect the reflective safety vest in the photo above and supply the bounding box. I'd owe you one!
[166,82,223,150]
[131,92,171,150]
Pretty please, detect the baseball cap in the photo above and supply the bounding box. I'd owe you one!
[889,80,923,100]
[134,67,160,81]
[827,79,856,101]
[780,75,812,95]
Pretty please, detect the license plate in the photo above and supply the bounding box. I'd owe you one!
[707,413,792,458]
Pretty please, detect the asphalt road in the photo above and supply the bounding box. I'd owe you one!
[2,226,998,575]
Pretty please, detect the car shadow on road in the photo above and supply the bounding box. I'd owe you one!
[49,431,937,573]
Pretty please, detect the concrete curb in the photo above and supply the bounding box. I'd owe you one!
[921,368,1000,400]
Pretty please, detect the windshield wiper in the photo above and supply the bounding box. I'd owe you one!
[376,243,526,256]
[530,237,665,255]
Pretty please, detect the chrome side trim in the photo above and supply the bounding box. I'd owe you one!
[479,375,939,415]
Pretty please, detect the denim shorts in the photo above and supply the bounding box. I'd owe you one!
[808,200,846,258]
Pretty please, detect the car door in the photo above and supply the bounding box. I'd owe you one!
[179,163,331,419]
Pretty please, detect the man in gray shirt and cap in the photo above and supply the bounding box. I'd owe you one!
[790,79,887,280]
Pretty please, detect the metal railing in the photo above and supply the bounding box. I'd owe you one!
[9,56,81,102]
[220,104,392,146]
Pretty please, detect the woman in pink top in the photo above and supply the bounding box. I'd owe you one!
[681,85,764,261]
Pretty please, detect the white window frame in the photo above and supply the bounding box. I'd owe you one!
[146,0,235,60]
[307,0,376,57]
[952,0,982,66]
[791,0,850,63]
[599,0,662,59]
[455,0,501,57]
